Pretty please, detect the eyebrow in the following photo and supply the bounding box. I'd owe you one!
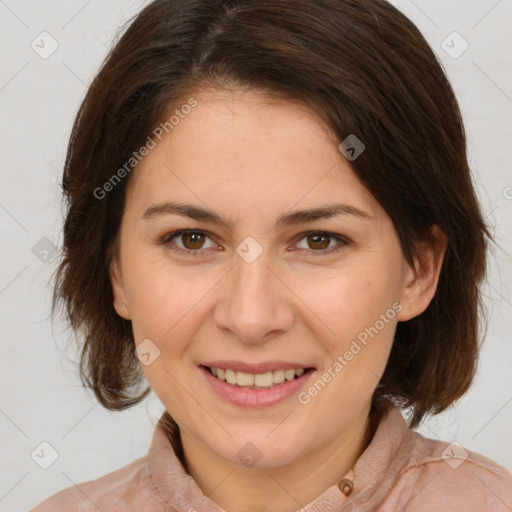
[141,201,373,230]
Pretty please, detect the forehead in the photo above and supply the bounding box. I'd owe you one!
[124,87,381,222]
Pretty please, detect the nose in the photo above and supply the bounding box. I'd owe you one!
[213,249,294,345]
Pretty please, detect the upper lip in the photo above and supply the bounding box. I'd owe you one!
[201,361,314,374]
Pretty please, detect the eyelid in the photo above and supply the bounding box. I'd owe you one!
[161,229,219,254]
[161,229,349,256]
[290,230,349,255]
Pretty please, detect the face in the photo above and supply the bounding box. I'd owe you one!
[110,87,437,469]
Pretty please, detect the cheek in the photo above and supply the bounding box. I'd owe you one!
[123,243,216,337]
[123,259,211,412]
[297,266,399,348]
[298,273,399,426]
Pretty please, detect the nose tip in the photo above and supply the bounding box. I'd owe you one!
[213,250,294,344]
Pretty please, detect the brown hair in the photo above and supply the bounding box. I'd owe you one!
[52,0,490,427]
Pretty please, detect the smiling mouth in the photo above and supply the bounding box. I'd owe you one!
[201,365,315,389]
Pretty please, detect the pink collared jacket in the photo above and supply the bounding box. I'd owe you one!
[31,402,512,511]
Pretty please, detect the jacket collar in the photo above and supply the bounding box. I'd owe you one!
[148,400,413,511]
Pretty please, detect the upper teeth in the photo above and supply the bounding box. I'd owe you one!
[210,367,306,388]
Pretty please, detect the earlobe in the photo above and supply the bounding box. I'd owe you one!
[397,225,447,322]
[109,257,131,320]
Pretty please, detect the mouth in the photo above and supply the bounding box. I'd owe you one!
[200,365,316,390]
[198,359,318,408]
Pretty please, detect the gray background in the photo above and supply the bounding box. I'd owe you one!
[0,0,511,510]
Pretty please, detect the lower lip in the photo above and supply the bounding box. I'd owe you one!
[199,365,316,408]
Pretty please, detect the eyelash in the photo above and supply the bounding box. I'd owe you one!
[160,230,349,257]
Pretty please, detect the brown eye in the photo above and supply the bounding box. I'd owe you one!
[181,231,206,250]
[294,231,348,256]
[162,229,347,258]
[162,230,217,256]
[306,233,330,250]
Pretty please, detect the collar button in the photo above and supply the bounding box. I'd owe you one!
[338,478,353,497]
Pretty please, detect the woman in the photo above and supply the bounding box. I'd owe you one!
[32,0,511,510]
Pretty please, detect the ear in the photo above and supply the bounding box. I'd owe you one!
[109,255,132,320]
[397,225,447,322]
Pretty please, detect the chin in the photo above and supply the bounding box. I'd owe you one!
[213,431,306,469]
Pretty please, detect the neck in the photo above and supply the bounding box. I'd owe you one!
[178,401,375,512]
